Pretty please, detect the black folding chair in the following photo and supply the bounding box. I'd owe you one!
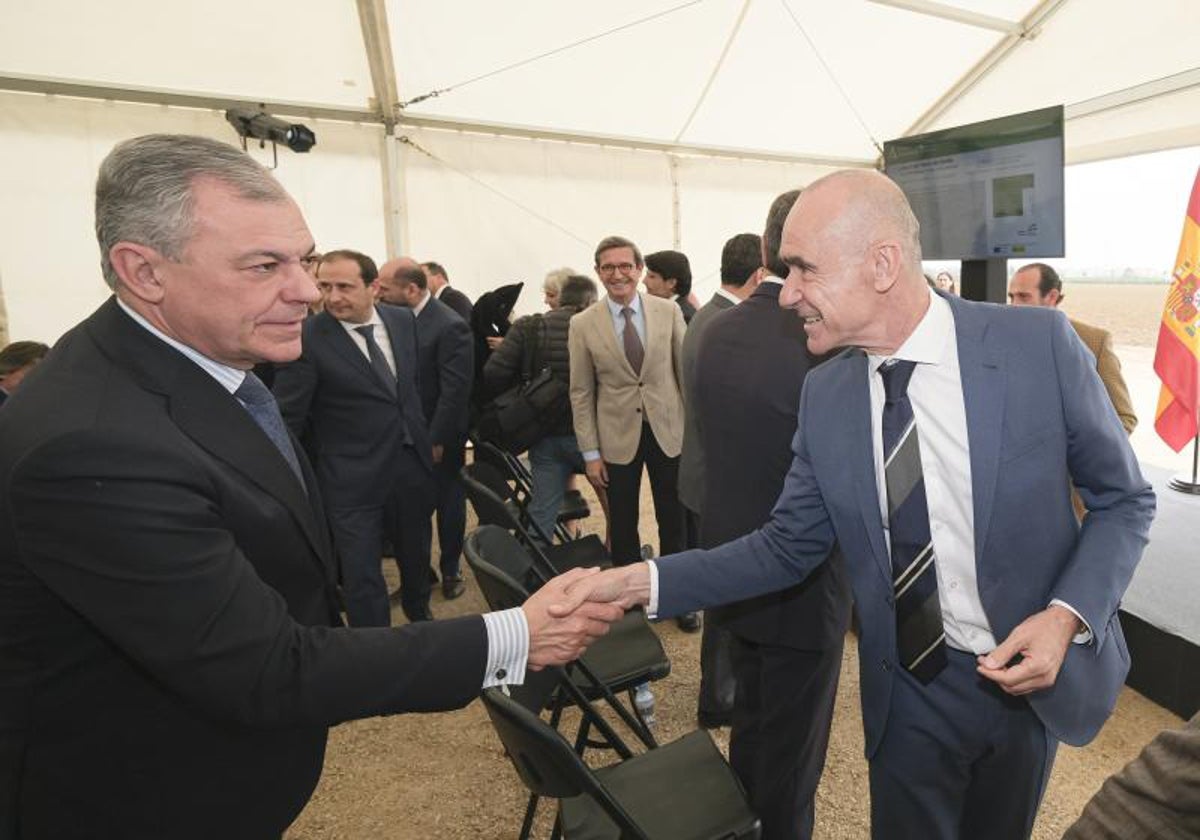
[483,686,761,839]
[462,461,609,577]
[464,526,667,746]
[474,440,590,543]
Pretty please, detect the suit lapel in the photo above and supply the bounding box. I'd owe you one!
[318,311,395,400]
[89,300,334,572]
[839,350,894,587]
[949,298,1006,565]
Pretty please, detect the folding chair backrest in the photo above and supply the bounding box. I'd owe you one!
[482,687,592,799]
[461,461,524,530]
[482,688,646,836]
[464,527,534,611]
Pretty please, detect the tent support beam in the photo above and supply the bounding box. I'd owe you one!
[0,72,378,123]
[902,0,1069,137]
[1066,67,1200,121]
[355,0,400,126]
[865,0,1022,34]
[354,0,405,256]
[396,112,875,169]
[0,73,870,169]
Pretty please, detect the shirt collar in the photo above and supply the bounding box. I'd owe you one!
[715,287,743,306]
[867,289,951,375]
[116,297,245,394]
[412,290,432,317]
[606,293,642,317]
[760,276,784,287]
[338,306,383,332]
[433,285,446,299]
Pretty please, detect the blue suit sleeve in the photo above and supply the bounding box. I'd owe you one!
[656,379,837,616]
[1050,311,1155,648]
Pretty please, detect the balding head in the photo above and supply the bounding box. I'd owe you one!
[778,169,930,356]
[377,256,425,307]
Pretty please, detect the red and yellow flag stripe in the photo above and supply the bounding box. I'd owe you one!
[1154,167,1200,452]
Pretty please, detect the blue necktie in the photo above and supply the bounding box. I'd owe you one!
[880,359,946,684]
[235,372,306,489]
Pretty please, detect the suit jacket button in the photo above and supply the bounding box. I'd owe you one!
[495,668,507,681]
[635,407,642,413]
[638,382,644,387]
[881,659,891,672]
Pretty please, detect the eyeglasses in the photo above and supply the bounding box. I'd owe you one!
[598,262,637,276]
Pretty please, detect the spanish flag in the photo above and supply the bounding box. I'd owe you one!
[1154,167,1200,451]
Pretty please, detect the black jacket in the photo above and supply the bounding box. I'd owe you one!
[483,306,578,437]
[695,282,852,649]
[0,299,486,839]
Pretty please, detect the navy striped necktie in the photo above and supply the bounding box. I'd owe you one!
[880,359,947,684]
[234,372,306,490]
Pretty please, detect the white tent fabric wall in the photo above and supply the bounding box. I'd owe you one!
[0,93,387,341]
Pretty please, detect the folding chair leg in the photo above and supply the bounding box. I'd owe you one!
[519,792,539,840]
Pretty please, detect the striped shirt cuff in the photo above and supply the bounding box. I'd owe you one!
[481,607,529,688]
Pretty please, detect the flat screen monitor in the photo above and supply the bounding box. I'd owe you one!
[883,106,1064,260]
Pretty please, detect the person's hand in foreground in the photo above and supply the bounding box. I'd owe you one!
[549,563,653,618]
[977,604,1081,695]
[522,567,627,669]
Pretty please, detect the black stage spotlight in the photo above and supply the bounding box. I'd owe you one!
[225,108,316,159]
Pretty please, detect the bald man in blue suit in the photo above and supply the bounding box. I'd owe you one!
[559,170,1155,839]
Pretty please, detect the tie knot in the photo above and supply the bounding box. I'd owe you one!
[879,359,917,402]
[234,372,273,407]
[621,306,634,321]
[354,324,374,339]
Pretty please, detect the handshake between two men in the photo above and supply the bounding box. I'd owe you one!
[520,564,650,669]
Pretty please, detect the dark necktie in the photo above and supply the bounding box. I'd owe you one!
[354,324,397,394]
[880,359,947,684]
[234,372,305,489]
[621,307,644,374]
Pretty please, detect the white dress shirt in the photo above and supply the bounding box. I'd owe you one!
[650,290,1086,649]
[116,298,529,687]
[337,308,397,377]
[715,287,743,306]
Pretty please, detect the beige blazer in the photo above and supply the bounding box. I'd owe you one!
[1070,318,1137,521]
[569,294,686,465]
[1072,318,1137,435]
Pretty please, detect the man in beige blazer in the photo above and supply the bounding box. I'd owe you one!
[569,235,689,581]
[1009,263,1138,518]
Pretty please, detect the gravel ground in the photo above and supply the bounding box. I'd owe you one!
[285,475,1180,840]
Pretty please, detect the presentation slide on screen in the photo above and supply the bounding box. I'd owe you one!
[884,109,1064,260]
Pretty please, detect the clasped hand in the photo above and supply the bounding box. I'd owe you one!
[976,605,1081,695]
[521,567,625,669]
[521,564,653,669]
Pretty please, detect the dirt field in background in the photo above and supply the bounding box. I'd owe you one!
[1045,282,1166,347]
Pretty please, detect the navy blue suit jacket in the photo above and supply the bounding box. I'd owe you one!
[273,306,432,508]
[657,294,1155,754]
[410,297,473,450]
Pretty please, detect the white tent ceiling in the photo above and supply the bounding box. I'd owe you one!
[3,0,1197,166]
[0,0,1197,341]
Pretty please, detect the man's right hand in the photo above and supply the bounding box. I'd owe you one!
[522,567,625,669]
[585,459,608,489]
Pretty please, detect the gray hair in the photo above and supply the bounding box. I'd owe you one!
[543,266,576,294]
[95,134,288,290]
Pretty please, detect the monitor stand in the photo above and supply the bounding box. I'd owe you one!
[959,259,1007,303]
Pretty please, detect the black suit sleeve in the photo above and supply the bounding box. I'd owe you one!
[481,317,527,398]
[271,350,319,441]
[8,428,488,726]
[429,315,474,446]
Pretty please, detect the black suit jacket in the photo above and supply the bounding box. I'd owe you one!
[0,299,487,840]
[411,297,473,452]
[273,307,433,508]
[695,281,851,649]
[437,285,473,326]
